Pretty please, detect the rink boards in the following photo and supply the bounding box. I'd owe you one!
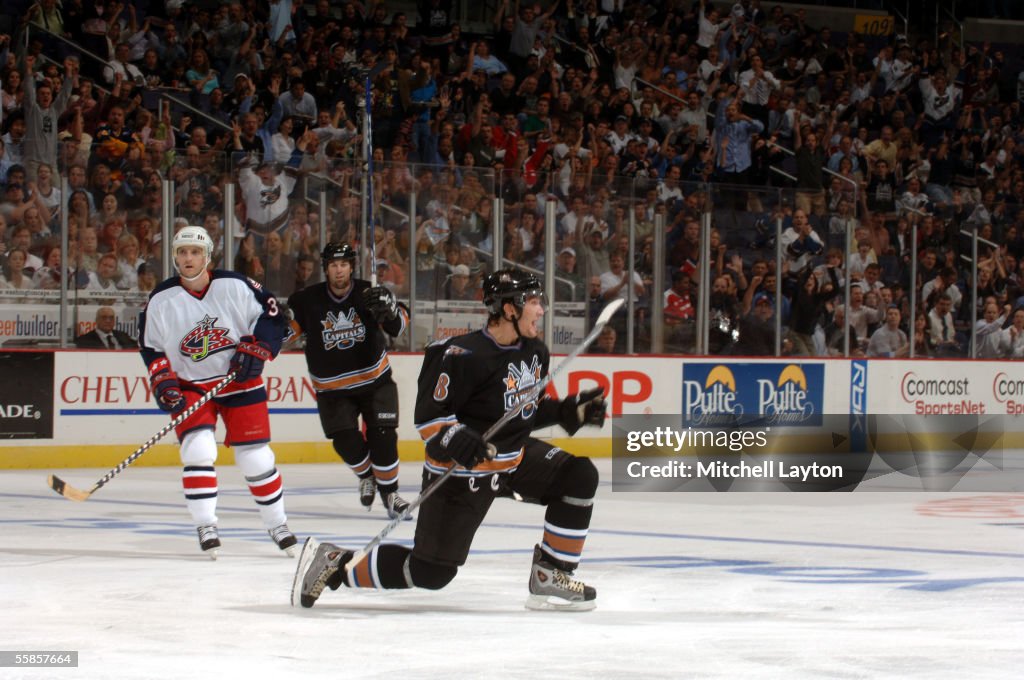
[2,351,1023,468]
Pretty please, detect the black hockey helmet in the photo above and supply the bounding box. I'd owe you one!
[321,242,357,271]
[483,268,544,316]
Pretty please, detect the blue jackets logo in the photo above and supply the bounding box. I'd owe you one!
[682,363,824,425]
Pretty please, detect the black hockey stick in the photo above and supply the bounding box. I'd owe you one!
[341,298,626,572]
[47,371,238,502]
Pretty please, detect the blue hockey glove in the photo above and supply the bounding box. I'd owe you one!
[230,335,273,382]
[148,358,184,413]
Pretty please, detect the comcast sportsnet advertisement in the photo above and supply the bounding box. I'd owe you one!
[868,362,1020,415]
[681,363,826,426]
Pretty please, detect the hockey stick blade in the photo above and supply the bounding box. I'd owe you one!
[339,299,624,573]
[45,372,237,502]
[47,474,92,502]
[593,297,625,329]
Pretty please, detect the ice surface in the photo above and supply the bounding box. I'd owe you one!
[2,459,1022,679]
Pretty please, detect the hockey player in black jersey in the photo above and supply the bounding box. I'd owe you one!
[286,243,412,518]
[292,268,607,610]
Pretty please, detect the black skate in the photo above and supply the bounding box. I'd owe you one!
[269,523,298,557]
[526,545,596,611]
[197,524,220,560]
[383,491,413,521]
[290,537,353,608]
[358,476,376,510]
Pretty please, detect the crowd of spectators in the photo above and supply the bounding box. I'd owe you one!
[1,0,1024,357]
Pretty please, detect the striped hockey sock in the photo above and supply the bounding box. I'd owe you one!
[183,465,218,527]
[246,467,286,528]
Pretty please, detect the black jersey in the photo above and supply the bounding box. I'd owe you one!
[287,279,408,393]
[414,327,561,477]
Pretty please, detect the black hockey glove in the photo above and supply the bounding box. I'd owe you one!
[426,424,496,470]
[230,335,273,382]
[558,387,607,435]
[148,358,184,414]
[363,285,398,321]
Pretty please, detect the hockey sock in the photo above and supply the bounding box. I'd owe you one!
[182,465,218,526]
[540,457,599,571]
[180,428,219,526]
[245,467,286,527]
[236,443,287,528]
[332,430,370,477]
[367,426,399,489]
[332,544,414,590]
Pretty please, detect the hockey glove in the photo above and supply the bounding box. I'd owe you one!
[558,387,607,435]
[149,358,184,414]
[363,285,398,322]
[426,424,496,470]
[230,335,273,382]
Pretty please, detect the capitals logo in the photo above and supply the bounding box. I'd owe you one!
[259,184,282,208]
[321,309,366,350]
[503,355,542,420]
[180,315,234,361]
[758,365,816,421]
[683,365,742,426]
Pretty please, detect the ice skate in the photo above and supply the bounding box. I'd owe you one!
[525,545,596,611]
[291,537,353,608]
[383,491,413,521]
[358,476,376,510]
[269,523,298,557]
[197,524,220,560]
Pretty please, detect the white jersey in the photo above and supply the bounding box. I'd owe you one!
[139,270,284,391]
[920,79,961,120]
[238,165,297,230]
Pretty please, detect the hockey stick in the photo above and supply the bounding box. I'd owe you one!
[47,371,238,502]
[364,76,378,287]
[341,298,626,572]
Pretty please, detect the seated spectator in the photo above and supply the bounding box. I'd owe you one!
[32,245,67,290]
[867,306,910,357]
[664,270,696,352]
[999,308,1024,359]
[376,258,408,297]
[74,307,138,350]
[293,255,319,293]
[1,248,35,291]
[261,231,297,298]
[134,262,158,294]
[6,225,44,272]
[554,247,585,302]
[442,264,478,300]
[590,325,618,354]
[599,252,646,304]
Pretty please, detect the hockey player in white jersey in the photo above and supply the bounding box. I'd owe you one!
[138,226,296,559]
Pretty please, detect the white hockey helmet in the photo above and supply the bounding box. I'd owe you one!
[172,225,214,259]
